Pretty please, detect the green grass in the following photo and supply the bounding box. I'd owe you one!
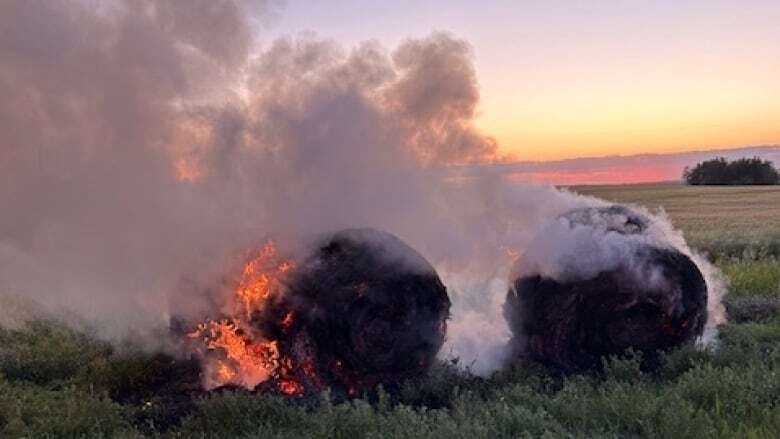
[3,319,780,438]
[719,258,780,299]
[3,183,780,438]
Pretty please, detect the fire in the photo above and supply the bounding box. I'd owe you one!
[187,242,306,392]
[279,380,304,396]
[216,362,236,382]
[232,242,292,318]
[184,229,451,397]
[281,311,295,330]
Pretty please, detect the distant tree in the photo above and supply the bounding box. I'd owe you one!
[683,157,729,185]
[683,157,780,185]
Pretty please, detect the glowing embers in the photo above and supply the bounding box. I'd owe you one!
[504,206,708,372]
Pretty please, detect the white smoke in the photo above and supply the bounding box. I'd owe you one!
[0,1,724,375]
[513,205,726,352]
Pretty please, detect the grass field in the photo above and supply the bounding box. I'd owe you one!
[2,184,780,438]
[572,183,780,258]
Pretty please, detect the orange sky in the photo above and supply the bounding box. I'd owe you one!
[477,67,780,161]
[277,1,780,162]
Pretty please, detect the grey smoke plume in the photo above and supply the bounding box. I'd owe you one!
[0,1,724,375]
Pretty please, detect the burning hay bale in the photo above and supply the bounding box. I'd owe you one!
[504,206,708,372]
[186,228,450,397]
[259,228,451,395]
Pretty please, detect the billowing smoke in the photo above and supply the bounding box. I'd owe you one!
[504,206,724,372]
[0,1,724,378]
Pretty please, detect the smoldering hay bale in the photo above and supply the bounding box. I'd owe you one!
[254,228,451,394]
[504,206,708,372]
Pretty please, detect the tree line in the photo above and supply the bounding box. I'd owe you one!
[683,157,780,185]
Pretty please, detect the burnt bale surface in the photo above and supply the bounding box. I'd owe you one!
[564,205,649,235]
[505,206,708,373]
[257,228,451,394]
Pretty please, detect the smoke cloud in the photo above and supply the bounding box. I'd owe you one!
[0,1,723,375]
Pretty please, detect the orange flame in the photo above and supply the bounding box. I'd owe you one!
[188,241,306,392]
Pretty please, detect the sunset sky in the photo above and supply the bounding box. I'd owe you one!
[272,0,780,161]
